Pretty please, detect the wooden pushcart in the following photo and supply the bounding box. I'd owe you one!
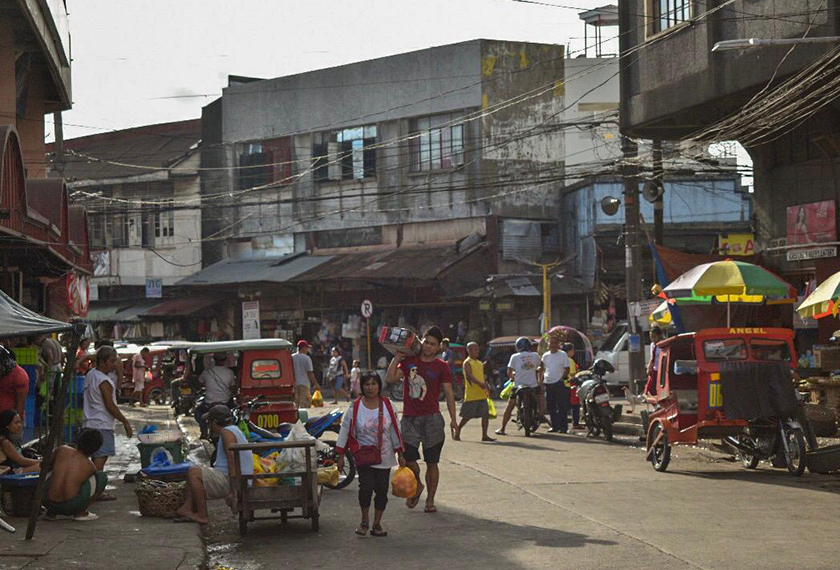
[229,440,321,534]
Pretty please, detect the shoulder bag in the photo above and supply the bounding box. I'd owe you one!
[352,399,383,467]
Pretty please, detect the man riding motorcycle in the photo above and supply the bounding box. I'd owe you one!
[495,337,542,436]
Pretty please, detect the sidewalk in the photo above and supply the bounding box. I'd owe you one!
[0,406,205,570]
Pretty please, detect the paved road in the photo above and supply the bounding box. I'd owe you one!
[202,404,840,570]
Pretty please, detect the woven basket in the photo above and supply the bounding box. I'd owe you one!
[134,479,186,518]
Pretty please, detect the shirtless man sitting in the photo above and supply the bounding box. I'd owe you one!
[43,428,107,521]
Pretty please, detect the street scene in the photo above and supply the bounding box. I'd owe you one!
[2,0,840,568]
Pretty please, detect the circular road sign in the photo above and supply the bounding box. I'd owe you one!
[361,300,374,318]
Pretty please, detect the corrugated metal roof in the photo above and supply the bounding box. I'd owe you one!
[142,296,220,317]
[48,119,201,181]
[175,254,332,286]
[291,244,485,283]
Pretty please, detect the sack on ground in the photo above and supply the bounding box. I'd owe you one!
[311,390,324,407]
[487,398,497,419]
[391,466,417,499]
[500,380,513,400]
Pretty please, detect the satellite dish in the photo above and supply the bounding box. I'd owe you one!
[600,196,621,216]
[642,180,664,203]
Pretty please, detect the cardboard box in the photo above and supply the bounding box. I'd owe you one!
[378,326,421,356]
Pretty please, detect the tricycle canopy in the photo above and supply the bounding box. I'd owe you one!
[188,338,293,355]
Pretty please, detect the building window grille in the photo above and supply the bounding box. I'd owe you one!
[312,125,377,182]
[651,0,690,34]
[409,113,465,172]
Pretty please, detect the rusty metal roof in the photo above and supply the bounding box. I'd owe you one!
[48,119,201,181]
[292,243,486,283]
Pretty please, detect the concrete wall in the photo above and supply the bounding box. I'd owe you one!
[209,40,567,251]
[620,0,839,138]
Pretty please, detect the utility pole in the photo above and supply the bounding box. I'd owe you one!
[652,140,664,245]
[622,136,645,395]
[52,111,65,177]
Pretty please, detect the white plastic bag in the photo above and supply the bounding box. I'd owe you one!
[274,423,329,473]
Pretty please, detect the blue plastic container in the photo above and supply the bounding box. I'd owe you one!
[0,473,40,517]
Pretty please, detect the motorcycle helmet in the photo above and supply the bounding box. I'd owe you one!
[515,337,532,352]
[592,358,615,377]
[0,347,16,378]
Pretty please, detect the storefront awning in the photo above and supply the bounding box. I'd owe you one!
[0,289,73,338]
[175,253,332,286]
[142,296,220,317]
[86,301,159,323]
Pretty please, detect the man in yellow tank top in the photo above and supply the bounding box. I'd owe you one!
[453,343,495,442]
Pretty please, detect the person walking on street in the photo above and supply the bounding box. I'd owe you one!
[82,346,133,500]
[336,371,405,537]
[564,344,582,428]
[495,337,542,436]
[454,342,494,442]
[328,346,351,404]
[293,340,321,408]
[542,334,571,433]
[350,360,362,397]
[385,326,457,514]
[132,347,150,407]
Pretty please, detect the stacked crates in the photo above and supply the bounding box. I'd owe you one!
[12,348,40,443]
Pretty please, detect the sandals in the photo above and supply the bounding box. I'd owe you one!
[73,512,99,521]
[370,525,388,537]
[355,522,369,536]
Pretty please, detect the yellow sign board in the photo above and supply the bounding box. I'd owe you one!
[719,233,755,256]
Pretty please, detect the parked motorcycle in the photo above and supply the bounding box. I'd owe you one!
[513,385,541,437]
[170,378,198,417]
[232,396,356,490]
[574,359,619,442]
[724,416,807,476]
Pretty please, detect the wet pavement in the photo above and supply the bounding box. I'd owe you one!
[198,400,840,570]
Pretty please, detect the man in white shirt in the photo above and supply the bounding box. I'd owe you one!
[542,334,571,433]
[495,337,542,436]
[292,340,320,408]
[199,353,236,406]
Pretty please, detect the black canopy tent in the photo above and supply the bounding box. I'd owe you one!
[0,289,84,539]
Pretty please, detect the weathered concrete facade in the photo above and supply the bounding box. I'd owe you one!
[200,40,566,265]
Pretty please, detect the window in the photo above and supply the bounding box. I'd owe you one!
[251,359,282,380]
[313,125,377,182]
[237,138,293,190]
[409,113,465,172]
[154,200,175,245]
[750,339,791,362]
[650,0,690,34]
[702,339,747,362]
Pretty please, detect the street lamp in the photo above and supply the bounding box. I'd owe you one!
[712,36,840,52]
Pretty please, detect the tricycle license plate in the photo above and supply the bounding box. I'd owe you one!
[181,388,191,394]
[594,393,610,404]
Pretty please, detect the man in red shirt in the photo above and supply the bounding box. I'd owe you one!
[0,347,28,420]
[385,326,457,514]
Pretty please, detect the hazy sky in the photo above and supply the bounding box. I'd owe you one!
[57,0,614,141]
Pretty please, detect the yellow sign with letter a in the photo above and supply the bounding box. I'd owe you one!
[719,234,755,256]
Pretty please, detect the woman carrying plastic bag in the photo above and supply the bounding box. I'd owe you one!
[335,371,405,537]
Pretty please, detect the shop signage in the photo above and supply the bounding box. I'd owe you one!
[479,301,492,311]
[360,299,374,318]
[242,301,261,339]
[786,246,837,262]
[145,278,162,299]
[786,200,836,245]
[719,233,755,256]
[496,301,514,312]
[630,299,661,319]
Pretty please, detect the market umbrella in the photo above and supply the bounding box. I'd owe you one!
[796,271,840,319]
[663,260,796,326]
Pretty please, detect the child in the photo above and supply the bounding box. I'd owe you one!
[350,360,362,397]
[563,343,582,429]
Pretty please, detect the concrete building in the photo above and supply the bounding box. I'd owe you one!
[0,2,91,319]
[618,0,840,340]
[50,120,204,339]
[192,40,568,349]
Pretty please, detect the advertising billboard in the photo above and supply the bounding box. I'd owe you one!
[787,200,836,246]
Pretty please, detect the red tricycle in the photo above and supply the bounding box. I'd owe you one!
[646,327,807,475]
[116,344,175,405]
[187,339,298,429]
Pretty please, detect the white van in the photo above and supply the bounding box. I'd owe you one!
[594,323,651,387]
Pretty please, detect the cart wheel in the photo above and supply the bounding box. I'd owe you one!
[311,512,320,531]
[648,424,671,472]
[238,511,248,535]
